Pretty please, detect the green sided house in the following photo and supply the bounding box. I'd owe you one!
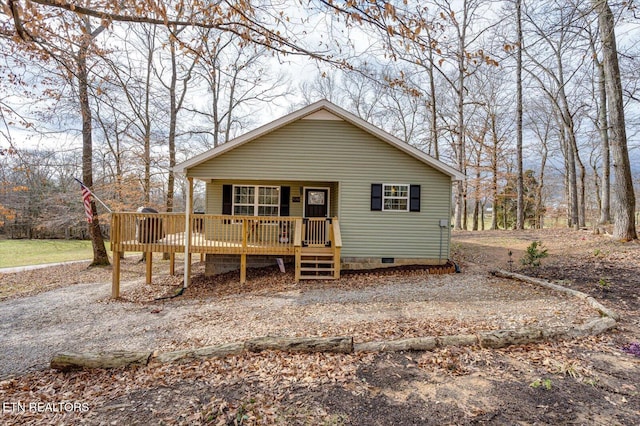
[109,100,464,296]
[176,99,463,279]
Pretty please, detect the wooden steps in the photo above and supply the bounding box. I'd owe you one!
[298,247,338,280]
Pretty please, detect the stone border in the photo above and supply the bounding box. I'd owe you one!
[50,270,618,371]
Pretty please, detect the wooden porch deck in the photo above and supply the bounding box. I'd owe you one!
[110,212,341,298]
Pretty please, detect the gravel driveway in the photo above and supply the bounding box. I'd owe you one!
[0,269,594,379]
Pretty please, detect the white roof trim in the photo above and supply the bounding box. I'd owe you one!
[175,99,465,181]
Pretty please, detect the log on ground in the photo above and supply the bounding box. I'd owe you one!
[153,342,244,364]
[245,336,353,354]
[51,351,152,372]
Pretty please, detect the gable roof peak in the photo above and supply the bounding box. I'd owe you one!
[175,99,464,181]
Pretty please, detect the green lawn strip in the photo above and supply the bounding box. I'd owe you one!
[0,240,112,268]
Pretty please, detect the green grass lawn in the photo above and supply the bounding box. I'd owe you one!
[0,239,110,268]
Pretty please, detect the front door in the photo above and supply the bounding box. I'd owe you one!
[304,188,329,246]
[304,188,328,218]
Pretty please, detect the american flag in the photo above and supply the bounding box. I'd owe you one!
[76,179,93,223]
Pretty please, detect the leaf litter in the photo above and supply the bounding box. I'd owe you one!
[1,228,639,424]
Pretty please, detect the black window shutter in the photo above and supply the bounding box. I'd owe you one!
[280,186,290,216]
[371,184,382,211]
[222,184,232,215]
[410,185,421,212]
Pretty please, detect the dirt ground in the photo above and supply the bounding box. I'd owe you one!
[0,228,639,425]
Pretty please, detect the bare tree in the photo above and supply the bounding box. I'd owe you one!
[595,0,637,240]
[585,20,611,227]
[191,32,290,148]
[155,24,197,214]
[78,17,110,265]
[523,1,587,229]
[515,0,525,230]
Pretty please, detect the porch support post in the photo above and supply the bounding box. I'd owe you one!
[112,251,121,299]
[183,177,194,289]
[111,213,121,299]
[240,254,247,284]
[145,251,153,284]
[169,252,175,275]
[294,218,302,282]
[240,219,248,284]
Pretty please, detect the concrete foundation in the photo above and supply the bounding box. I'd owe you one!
[340,257,447,271]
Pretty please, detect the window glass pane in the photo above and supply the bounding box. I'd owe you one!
[234,205,254,215]
[258,206,279,216]
[234,186,254,204]
[307,190,325,205]
[384,199,408,211]
[384,185,408,197]
[258,187,279,205]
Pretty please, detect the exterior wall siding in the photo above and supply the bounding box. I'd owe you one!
[190,119,453,261]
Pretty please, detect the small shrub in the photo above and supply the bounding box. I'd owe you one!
[520,241,548,267]
[593,249,609,258]
[597,278,611,291]
[530,378,552,390]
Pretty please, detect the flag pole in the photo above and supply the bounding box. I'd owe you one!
[74,178,113,213]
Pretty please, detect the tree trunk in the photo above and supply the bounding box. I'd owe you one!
[78,32,109,266]
[162,34,179,261]
[596,60,611,225]
[453,3,468,231]
[597,0,636,240]
[556,62,579,229]
[490,112,499,230]
[427,28,439,160]
[462,181,468,230]
[143,32,154,205]
[515,0,525,230]
[472,199,479,231]
[535,143,547,229]
[573,143,586,228]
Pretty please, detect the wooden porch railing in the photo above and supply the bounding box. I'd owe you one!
[303,217,330,246]
[110,212,342,297]
[111,212,298,255]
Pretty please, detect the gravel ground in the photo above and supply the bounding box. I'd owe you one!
[0,266,595,379]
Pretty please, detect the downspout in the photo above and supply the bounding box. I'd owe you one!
[438,218,449,263]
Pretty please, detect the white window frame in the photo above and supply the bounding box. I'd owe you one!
[232,185,280,217]
[382,183,409,212]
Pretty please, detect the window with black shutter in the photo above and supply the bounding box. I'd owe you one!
[222,184,233,215]
[371,184,382,211]
[409,185,421,212]
[280,186,290,216]
[371,183,421,212]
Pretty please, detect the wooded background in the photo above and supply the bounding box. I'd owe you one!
[1,1,638,262]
